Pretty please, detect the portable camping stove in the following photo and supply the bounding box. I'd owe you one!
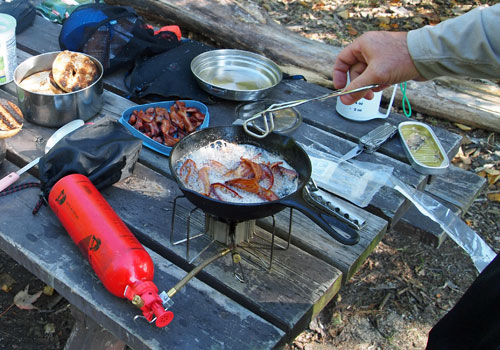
[169,180,366,283]
[169,195,294,282]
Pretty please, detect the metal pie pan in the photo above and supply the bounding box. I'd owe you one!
[191,49,282,101]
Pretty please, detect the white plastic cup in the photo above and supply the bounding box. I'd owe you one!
[0,14,16,85]
[336,80,398,121]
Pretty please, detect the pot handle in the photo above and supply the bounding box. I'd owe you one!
[280,190,360,245]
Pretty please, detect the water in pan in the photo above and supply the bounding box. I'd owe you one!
[175,140,299,203]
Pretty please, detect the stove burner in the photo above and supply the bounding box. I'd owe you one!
[205,216,255,246]
[170,195,294,282]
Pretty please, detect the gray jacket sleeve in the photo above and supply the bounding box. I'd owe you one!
[407,4,500,79]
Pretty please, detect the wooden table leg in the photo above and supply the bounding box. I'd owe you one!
[64,306,126,350]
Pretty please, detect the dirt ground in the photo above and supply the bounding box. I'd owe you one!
[1,1,499,349]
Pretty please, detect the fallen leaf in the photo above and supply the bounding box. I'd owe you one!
[464,148,477,156]
[44,323,56,335]
[488,174,500,185]
[0,273,15,292]
[459,155,472,166]
[487,192,500,202]
[412,16,425,25]
[14,285,42,310]
[472,149,482,158]
[378,22,391,30]
[43,285,55,296]
[454,123,473,131]
[377,16,391,24]
[337,10,349,20]
[485,168,500,176]
[491,174,500,185]
[347,24,358,36]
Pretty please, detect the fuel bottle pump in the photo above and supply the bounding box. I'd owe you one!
[48,174,174,327]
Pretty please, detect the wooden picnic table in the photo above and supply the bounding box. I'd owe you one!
[0,12,486,350]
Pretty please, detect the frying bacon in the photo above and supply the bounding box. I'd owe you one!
[208,160,228,174]
[225,178,278,201]
[271,162,298,181]
[260,163,274,190]
[198,166,211,196]
[176,149,296,203]
[179,159,198,184]
[210,182,242,200]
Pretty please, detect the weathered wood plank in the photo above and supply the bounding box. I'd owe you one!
[258,201,388,283]
[0,161,285,350]
[65,307,126,350]
[394,200,461,248]
[425,164,487,213]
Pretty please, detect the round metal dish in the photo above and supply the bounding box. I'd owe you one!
[13,51,103,128]
[191,49,282,101]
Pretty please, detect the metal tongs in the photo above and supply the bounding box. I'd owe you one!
[243,84,379,138]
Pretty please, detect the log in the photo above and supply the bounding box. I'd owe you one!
[105,0,500,133]
[390,77,500,133]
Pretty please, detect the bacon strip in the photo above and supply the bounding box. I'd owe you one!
[127,101,205,147]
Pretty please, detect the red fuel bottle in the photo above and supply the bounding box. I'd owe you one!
[48,174,173,327]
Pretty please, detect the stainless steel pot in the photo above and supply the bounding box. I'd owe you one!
[191,49,282,101]
[13,52,103,128]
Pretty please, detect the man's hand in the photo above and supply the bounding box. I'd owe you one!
[333,31,425,105]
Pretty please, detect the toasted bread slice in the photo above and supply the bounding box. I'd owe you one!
[0,99,23,139]
[52,50,98,93]
[19,70,65,95]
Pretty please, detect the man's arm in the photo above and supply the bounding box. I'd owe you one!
[333,4,500,105]
[409,4,500,79]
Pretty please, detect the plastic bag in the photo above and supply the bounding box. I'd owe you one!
[389,177,496,273]
[300,141,393,207]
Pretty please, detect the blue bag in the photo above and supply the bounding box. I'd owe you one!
[58,3,180,74]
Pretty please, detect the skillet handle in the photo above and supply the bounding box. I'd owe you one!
[280,191,360,245]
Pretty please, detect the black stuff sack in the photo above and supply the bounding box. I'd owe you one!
[38,119,142,199]
[58,3,180,74]
[126,40,215,103]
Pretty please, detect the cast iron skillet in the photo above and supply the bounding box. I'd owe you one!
[169,125,359,246]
